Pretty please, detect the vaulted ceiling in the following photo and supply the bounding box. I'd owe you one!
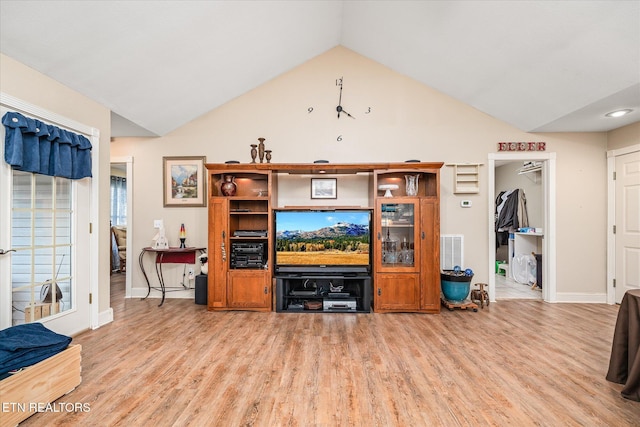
[1,1,638,137]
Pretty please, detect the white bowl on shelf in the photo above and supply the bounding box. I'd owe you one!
[378,184,399,198]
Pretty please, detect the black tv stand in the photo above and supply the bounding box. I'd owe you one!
[275,274,371,313]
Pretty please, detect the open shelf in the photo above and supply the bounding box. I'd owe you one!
[275,275,372,313]
[449,163,481,194]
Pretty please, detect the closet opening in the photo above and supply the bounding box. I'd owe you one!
[487,153,556,303]
[494,161,542,300]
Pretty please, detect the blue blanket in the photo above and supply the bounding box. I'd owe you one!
[0,323,72,380]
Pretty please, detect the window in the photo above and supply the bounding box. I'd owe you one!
[11,171,73,325]
[110,175,127,226]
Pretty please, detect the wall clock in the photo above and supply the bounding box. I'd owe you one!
[335,76,355,119]
[306,77,373,142]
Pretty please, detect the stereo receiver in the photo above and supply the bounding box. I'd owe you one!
[230,242,266,268]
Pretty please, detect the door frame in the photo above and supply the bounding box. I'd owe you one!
[0,92,100,332]
[607,143,640,304]
[487,152,557,303]
[110,156,133,298]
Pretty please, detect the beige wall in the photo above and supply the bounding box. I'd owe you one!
[1,53,112,316]
[607,122,640,150]
[111,46,613,300]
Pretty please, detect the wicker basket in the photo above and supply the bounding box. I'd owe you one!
[304,300,322,310]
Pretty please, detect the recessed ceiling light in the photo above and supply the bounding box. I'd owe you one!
[605,109,633,118]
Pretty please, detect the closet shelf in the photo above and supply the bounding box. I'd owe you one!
[517,163,541,183]
[517,166,541,174]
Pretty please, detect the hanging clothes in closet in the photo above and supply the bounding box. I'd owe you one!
[495,189,529,248]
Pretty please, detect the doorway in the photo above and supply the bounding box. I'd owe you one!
[0,94,98,336]
[110,157,133,299]
[488,152,556,303]
[494,160,543,300]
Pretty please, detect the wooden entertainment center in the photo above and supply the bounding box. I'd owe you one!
[205,161,442,313]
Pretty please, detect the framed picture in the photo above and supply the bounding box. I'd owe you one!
[311,178,337,199]
[163,156,207,207]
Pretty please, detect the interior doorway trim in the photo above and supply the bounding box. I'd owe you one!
[111,156,133,298]
[606,143,640,304]
[488,152,556,303]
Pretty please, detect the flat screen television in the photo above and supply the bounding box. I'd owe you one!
[274,209,372,275]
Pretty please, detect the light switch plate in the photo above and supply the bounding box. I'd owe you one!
[461,200,472,208]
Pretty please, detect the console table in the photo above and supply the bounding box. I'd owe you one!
[139,247,206,306]
[606,289,640,401]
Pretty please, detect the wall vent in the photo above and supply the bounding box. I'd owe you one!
[440,234,463,270]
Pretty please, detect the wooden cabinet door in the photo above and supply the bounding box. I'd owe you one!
[228,270,271,310]
[420,199,440,312]
[375,198,420,273]
[208,198,228,309]
[374,273,420,312]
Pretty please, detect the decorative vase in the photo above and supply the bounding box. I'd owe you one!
[382,230,399,264]
[405,174,419,196]
[221,175,237,196]
[258,137,266,163]
[250,144,258,163]
[265,150,272,163]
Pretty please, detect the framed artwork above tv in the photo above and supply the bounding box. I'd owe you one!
[311,178,337,199]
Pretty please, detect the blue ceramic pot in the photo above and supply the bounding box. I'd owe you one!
[441,271,473,302]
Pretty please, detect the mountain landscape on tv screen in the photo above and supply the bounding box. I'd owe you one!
[277,222,369,240]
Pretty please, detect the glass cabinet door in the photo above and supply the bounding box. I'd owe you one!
[378,200,419,270]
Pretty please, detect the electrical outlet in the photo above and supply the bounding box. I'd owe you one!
[154,219,163,228]
[188,268,195,280]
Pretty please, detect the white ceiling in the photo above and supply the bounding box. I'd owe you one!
[1,1,638,137]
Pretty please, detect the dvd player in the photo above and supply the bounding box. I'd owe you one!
[233,230,268,237]
[289,290,317,296]
[323,299,357,311]
[328,292,350,298]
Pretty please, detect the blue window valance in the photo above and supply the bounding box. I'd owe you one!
[2,111,92,179]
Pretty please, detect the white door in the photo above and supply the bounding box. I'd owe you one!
[0,104,92,336]
[615,151,640,303]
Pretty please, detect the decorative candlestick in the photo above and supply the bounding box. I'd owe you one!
[179,223,186,248]
[258,137,265,163]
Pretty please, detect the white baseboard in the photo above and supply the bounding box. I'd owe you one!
[95,308,113,329]
[552,293,607,303]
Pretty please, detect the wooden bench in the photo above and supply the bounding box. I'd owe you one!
[0,344,81,426]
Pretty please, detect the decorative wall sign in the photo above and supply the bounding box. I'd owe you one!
[498,142,546,152]
[163,156,207,207]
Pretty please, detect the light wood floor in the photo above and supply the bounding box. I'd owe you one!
[494,273,542,300]
[20,274,639,426]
